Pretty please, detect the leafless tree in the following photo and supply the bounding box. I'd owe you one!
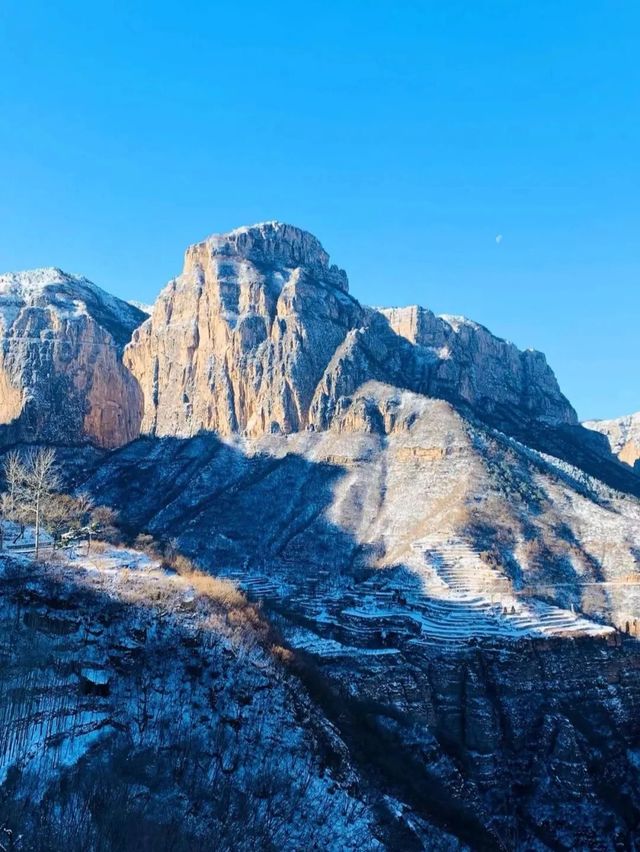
[1,449,62,559]
[46,491,94,549]
[88,504,120,549]
[1,451,28,547]
[23,449,62,559]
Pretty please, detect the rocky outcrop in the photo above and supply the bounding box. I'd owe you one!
[124,222,577,440]
[0,268,145,448]
[380,305,577,426]
[0,550,383,850]
[125,222,363,437]
[584,412,640,470]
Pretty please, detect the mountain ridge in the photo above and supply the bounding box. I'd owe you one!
[1,222,640,848]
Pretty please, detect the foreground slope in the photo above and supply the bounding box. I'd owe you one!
[0,546,399,851]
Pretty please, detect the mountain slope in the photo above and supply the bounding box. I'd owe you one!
[78,380,640,849]
[0,546,398,851]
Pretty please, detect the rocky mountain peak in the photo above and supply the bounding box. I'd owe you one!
[379,304,578,427]
[0,225,584,450]
[0,267,146,350]
[184,221,349,292]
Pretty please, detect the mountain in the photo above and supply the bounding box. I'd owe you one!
[123,222,577,441]
[584,412,640,471]
[0,224,639,849]
[0,268,146,448]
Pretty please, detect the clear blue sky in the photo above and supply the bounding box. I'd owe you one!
[1,1,638,421]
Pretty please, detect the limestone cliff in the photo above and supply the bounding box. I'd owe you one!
[380,305,577,426]
[584,411,640,470]
[124,222,577,440]
[124,222,363,437]
[0,268,145,448]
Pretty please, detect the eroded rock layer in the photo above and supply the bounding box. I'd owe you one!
[585,412,640,470]
[0,268,145,448]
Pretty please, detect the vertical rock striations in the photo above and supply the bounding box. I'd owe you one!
[125,222,363,437]
[124,222,577,440]
[0,268,145,448]
[584,412,640,470]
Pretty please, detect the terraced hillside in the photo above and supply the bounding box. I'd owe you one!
[78,381,640,848]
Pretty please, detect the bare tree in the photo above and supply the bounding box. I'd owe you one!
[1,451,28,547]
[27,449,62,559]
[88,504,120,550]
[6,449,63,560]
[46,492,94,550]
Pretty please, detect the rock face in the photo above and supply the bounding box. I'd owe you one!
[380,305,577,426]
[125,222,362,437]
[584,412,640,470]
[0,268,145,448]
[124,222,577,440]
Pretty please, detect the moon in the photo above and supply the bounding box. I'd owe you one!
[495,234,503,244]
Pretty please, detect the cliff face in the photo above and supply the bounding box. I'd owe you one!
[124,222,363,437]
[0,225,580,453]
[380,305,577,426]
[0,268,145,448]
[124,222,577,441]
[584,412,640,470]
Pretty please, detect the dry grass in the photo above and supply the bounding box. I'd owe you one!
[133,533,158,556]
[118,534,292,664]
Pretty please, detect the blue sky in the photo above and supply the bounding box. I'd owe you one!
[0,1,638,420]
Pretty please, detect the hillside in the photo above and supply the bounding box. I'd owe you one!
[0,224,639,849]
[0,544,392,851]
[78,380,640,848]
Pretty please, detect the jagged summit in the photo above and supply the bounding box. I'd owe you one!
[0,224,588,452]
[184,221,349,291]
[0,266,72,291]
[0,267,145,448]
[118,222,580,440]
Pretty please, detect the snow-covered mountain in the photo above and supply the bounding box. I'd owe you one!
[0,224,639,848]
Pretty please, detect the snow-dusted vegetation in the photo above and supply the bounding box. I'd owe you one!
[0,542,382,851]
